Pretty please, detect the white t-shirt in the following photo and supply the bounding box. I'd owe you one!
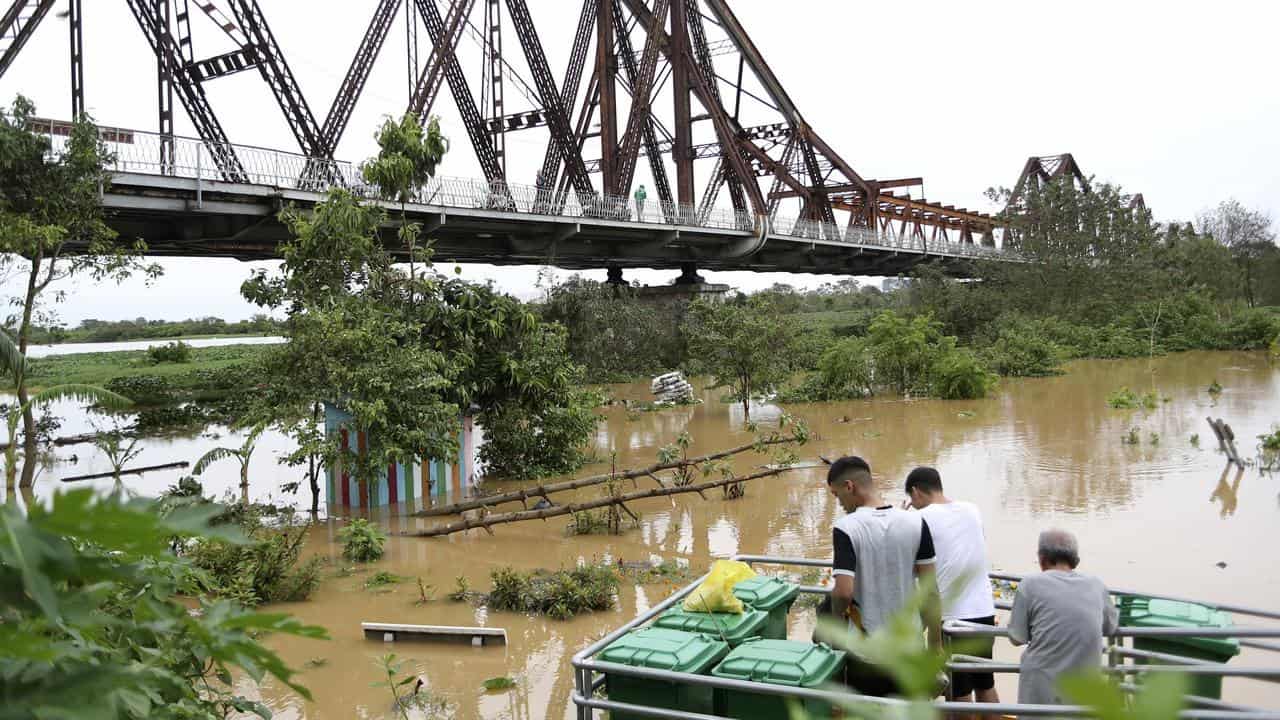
[919,501,996,620]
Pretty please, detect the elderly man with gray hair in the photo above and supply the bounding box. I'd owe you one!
[1007,529,1118,707]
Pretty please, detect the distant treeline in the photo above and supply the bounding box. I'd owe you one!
[21,315,281,344]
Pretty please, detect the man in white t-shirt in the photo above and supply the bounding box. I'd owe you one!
[904,466,1000,708]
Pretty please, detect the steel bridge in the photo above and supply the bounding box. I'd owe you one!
[1,0,1035,276]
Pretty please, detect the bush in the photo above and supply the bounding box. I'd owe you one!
[338,518,387,562]
[487,564,620,620]
[930,348,997,400]
[1107,387,1157,410]
[104,374,174,405]
[865,311,944,394]
[777,337,875,403]
[180,504,322,607]
[981,316,1068,376]
[1226,308,1280,350]
[147,340,193,364]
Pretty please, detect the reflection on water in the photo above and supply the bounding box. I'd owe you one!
[4,351,1279,716]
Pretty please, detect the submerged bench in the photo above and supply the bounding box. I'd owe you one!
[361,622,507,647]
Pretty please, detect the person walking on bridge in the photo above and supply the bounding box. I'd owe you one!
[904,466,1000,711]
[1007,529,1118,708]
[633,184,647,220]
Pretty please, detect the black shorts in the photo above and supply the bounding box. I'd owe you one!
[948,615,996,697]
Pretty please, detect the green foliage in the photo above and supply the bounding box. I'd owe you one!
[930,347,997,400]
[1,96,161,488]
[364,571,405,590]
[487,564,620,620]
[482,676,517,691]
[178,496,322,607]
[1260,426,1280,452]
[865,311,943,395]
[243,186,597,489]
[146,340,193,364]
[682,297,798,420]
[91,422,143,480]
[1107,387,1158,410]
[446,575,471,602]
[24,314,280,345]
[338,517,387,562]
[980,315,1068,376]
[1122,427,1141,445]
[361,114,447,204]
[0,489,326,718]
[778,336,874,403]
[1226,307,1280,349]
[1208,380,1223,395]
[536,276,684,381]
[1060,669,1188,720]
[105,373,175,404]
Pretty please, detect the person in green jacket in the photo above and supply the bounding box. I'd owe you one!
[633,184,647,219]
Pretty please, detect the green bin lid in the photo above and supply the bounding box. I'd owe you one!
[711,638,845,687]
[599,627,730,673]
[1119,596,1240,658]
[733,576,800,611]
[654,607,769,644]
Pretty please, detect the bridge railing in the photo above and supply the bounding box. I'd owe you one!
[32,121,1010,260]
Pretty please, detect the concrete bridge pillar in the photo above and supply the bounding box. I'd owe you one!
[675,262,705,285]
[606,265,625,286]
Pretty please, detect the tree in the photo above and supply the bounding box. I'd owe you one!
[682,297,797,421]
[193,423,267,505]
[91,421,144,484]
[0,488,327,717]
[242,184,598,501]
[0,97,160,488]
[986,176,1161,323]
[360,113,447,305]
[1196,199,1277,308]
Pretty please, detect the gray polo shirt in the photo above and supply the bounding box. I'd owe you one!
[1008,570,1119,707]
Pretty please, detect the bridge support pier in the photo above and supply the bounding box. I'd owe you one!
[606,265,625,286]
[674,262,705,285]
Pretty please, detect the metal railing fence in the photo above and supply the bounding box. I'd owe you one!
[569,554,1280,720]
[27,120,1013,260]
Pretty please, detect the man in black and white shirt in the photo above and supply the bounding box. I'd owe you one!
[827,456,940,696]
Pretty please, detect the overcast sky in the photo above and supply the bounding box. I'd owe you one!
[1,0,1277,326]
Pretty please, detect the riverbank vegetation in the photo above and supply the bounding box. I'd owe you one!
[534,174,1279,408]
[20,314,281,345]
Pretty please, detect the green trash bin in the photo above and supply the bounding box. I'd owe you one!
[598,627,729,720]
[733,576,800,640]
[655,606,770,647]
[1119,596,1240,699]
[711,638,846,719]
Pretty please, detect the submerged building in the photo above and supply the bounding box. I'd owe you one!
[324,404,478,509]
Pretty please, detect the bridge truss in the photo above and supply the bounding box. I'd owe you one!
[0,0,1001,248]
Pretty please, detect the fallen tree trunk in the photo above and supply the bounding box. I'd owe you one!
[60,461,190,483]
[405,466,794,537]
[0,431,113,451]
[413,435,800,518]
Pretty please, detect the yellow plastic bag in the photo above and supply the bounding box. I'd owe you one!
[682,560,757,613]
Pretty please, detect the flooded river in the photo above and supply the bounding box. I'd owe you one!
[4,350,1279,716]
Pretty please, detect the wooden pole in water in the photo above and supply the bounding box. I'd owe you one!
[60,461,190,483]
[1206,417,1244,468]
[404,466,796,537]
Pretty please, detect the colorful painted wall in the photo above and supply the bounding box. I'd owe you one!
[324,404,477,508]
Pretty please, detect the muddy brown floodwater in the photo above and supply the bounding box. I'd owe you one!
[81,351,1280,717]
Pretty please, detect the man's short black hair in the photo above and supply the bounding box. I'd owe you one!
[905,466,943,495]
[826,456,871,485]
